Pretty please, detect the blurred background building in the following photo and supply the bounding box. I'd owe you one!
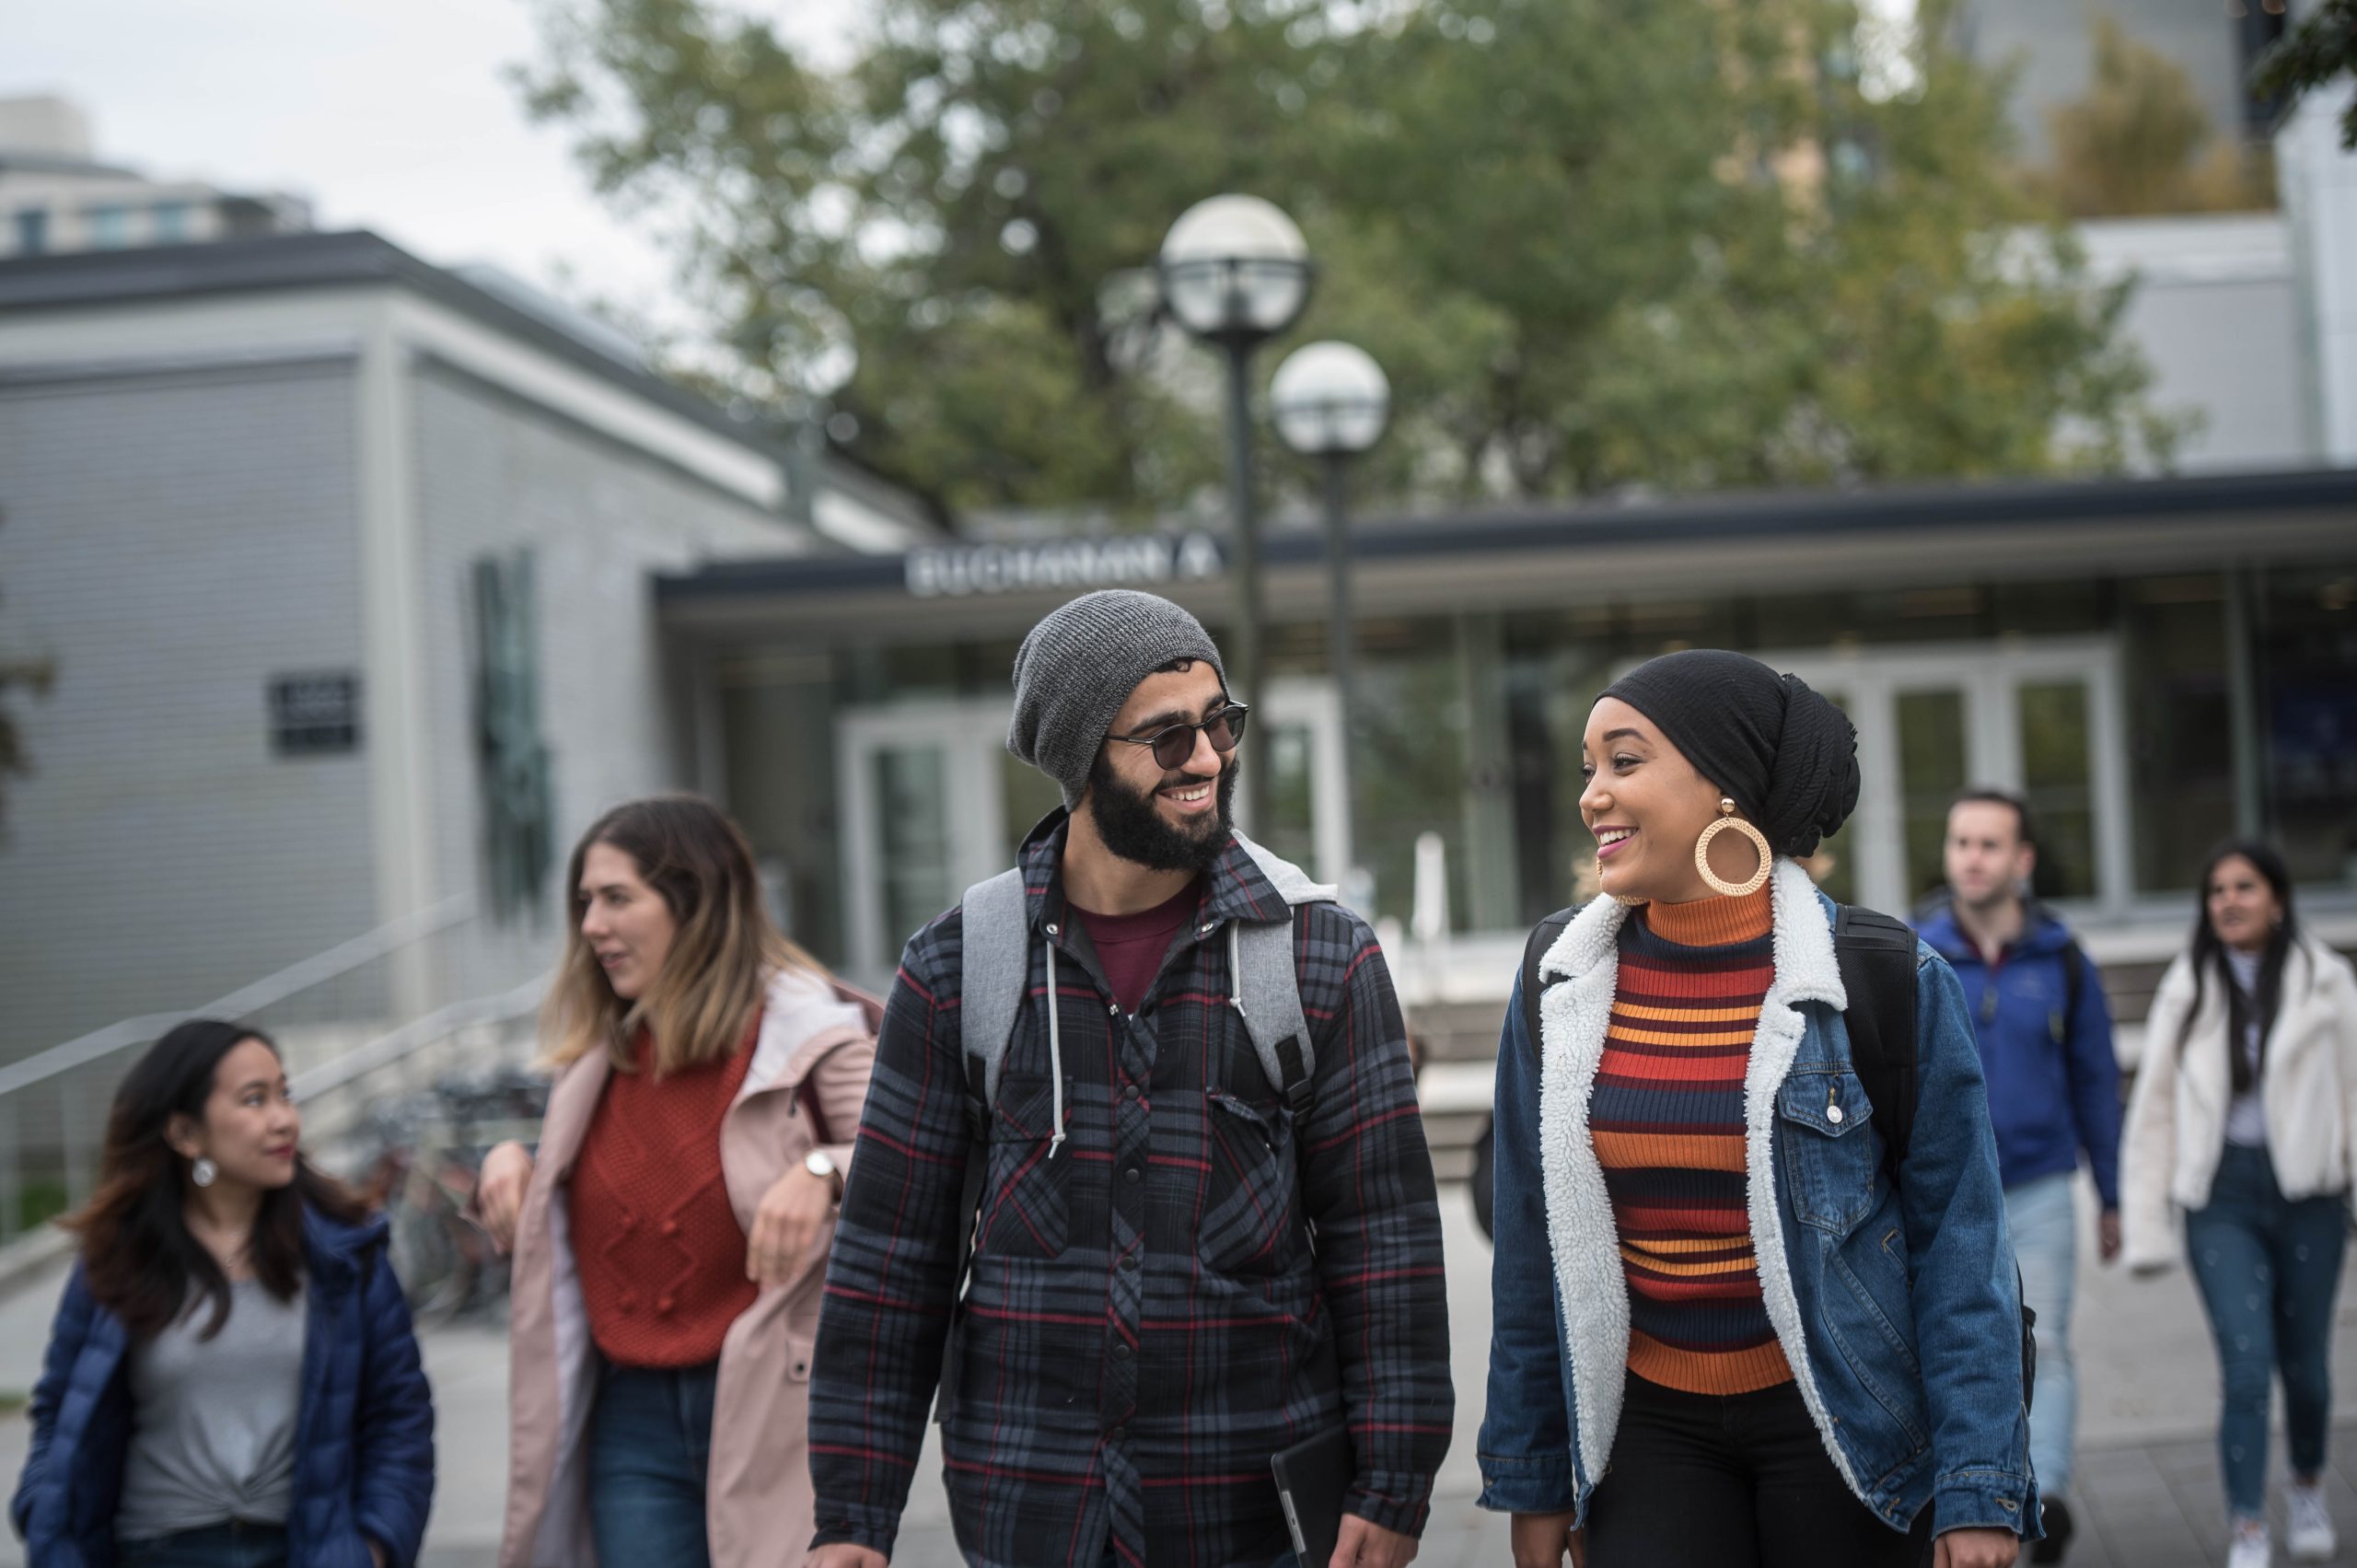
[0,93,311,258]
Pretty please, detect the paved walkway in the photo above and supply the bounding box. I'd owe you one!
[5,1178,2355,1565]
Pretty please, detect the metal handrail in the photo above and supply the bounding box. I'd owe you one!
[0,894,475,1100]
[290,974,549,1102]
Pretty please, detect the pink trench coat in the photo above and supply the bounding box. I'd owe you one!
[496,969,880,1568]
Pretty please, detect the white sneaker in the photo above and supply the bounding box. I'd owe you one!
[2229,1520,2273,1568]
[2288,1484,2336,1562]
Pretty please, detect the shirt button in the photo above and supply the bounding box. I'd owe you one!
[661,1218,680,1237]
[1112,1342,1132,1359]
[1108,1004,1120,1017]
[1109,1425,1129,1443]
[1046,923,1060,936]
[656,1295,676,1316]
[1123,1082,1142,1100]
[1120,1253,1140,1272]
[1123,1167,1142,1184]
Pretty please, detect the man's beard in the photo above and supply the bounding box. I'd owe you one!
[1086,751,1240,874]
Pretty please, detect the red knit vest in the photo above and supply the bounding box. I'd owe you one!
[570,1017,760,1367]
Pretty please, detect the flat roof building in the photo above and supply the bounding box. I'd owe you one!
[0,229,928,1062]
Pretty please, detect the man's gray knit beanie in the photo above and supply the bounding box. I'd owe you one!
[1008,589,1226,807]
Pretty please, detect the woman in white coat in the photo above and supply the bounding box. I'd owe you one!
[2123,840,2357,1568]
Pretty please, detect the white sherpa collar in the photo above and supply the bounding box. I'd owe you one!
[1534,857,1862,1499]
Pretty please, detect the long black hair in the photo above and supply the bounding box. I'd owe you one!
[64,1018,365,1339]
[2177,840,2300,1094]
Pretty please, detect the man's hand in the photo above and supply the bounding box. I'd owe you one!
[1509,1511,1579,1568]
[801,1546,888,1568]
[749,1164,839,1283]
[1933,1526,2019,1568]
[2097,1208,2121,1264]
[1329,1515,1418,1567]
[474,1141,534,1254]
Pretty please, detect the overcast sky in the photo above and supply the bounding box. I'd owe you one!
[7,0,865,328]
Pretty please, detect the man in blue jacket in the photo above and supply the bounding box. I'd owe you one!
[1917,789,2121,1565]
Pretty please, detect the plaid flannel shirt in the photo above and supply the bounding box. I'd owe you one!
[809,815,1452,1567]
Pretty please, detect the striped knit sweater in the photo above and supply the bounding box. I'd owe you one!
[1593,886,1792,1395]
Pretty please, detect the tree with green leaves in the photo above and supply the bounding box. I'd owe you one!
[2254,0,2357,150]
[516,0,2179,517]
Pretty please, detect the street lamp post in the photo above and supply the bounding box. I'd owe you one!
[1157,196,1313,835]
[1271,342,1390,896]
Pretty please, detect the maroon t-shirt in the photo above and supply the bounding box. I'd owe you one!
[1072,878,1202,1014]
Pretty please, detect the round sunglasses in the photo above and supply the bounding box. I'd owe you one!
[1107,701,1250,770]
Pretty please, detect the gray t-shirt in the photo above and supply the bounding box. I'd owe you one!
[115,1275,308,1543]
[2223,947,2268,1148]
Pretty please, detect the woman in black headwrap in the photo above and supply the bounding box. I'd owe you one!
[1477,651,2034,1568]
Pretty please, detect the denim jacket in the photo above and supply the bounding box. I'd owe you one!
[1478,860,2038,1541]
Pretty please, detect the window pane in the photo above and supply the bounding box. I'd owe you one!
[2019,680,2097,900]
[85,205,129,248]
[1001,748,1063,854]
[1258,720,1319,879]
[1897,690,1967,906]
[871,745,952,957]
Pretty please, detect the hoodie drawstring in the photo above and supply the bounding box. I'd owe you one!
[1044,936,1067,1159]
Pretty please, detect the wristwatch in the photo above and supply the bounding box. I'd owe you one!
[805,1148,842,1202]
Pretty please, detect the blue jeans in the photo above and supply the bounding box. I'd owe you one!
[590,1359,720,1568]
[117,1521,289,1568]
[2007,1172,2079,1501]
[2185,1144,2348,1520]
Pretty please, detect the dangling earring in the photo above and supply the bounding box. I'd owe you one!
[191,1156,218,1189]
[1694,798,1772,898]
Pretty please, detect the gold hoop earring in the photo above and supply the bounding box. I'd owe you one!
[1611,893,1649,908]
[1694,798,1771,898]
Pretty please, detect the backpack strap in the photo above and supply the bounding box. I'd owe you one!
[1832,903,1920,1175]
[936,869,1027,1426]
[1228,832,1338,1116]
[958,868,1031,1115]
[1519,908,1578,1065]
[2051,938,2087,1047]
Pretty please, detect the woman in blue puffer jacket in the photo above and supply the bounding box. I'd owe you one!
[11,1018,435,1568]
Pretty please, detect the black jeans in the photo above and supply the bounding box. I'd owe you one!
[1585,1375,1933,1568]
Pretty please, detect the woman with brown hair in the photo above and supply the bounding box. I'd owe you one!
[474,796,877,1568]
[12,1019,435,1567]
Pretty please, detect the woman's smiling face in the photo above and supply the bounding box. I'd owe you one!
[1578,696,1742,904]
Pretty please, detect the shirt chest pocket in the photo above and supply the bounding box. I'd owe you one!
[1777,1069,1882,1234]
[1198,1087,1300,1275]
[983,1071,1075,1260]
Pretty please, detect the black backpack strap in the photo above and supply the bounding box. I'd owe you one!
[1832,904,1920,1175]
[1520,908,1578,1065]
[2050,939,2087,1047]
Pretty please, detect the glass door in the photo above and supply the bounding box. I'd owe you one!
[1761,639,2131,919]
[836,703,1016,981]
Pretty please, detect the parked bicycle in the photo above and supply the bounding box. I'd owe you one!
[353,1064,545,1327]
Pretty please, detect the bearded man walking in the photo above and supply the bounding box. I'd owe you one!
[804,590,1453,1568]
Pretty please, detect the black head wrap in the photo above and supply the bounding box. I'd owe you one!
[1599,649,1861,858]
